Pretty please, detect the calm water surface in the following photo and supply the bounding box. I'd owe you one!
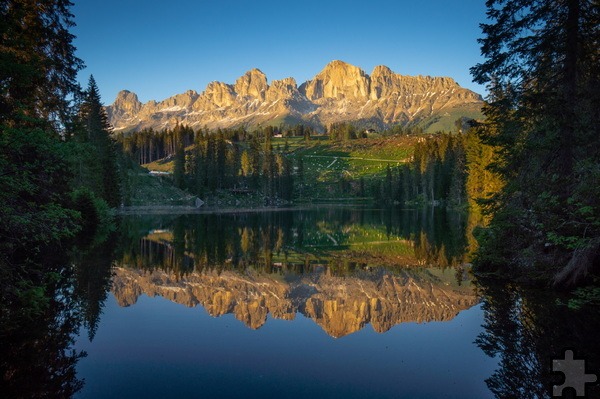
[4,207,598,398]
[77,207,497,398]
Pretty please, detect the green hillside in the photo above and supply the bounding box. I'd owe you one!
[417,103,484,133]
[285,136,417,201]
[137,134,421,204]
[122,162,195,206]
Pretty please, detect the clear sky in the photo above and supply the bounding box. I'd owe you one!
[72,0,488,105]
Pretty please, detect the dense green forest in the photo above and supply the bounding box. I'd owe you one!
[0,4,123,257]
[471,0,600,288]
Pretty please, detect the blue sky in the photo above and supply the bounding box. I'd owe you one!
[73,0,488,105]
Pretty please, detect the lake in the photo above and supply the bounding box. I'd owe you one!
[3,207,598,398]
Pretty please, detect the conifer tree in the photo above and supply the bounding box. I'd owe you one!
[0,0,84,251]
[172,128,186,189]
[262,143,276,199]
[216,131,227,189]
[191,133,205,196]
[78,75,121,207]
[0,0,83,128]
[471,0,600,285]
[240,150,253,183]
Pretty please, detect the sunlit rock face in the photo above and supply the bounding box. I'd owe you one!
[106,60,482,133]
[299,60,371,101]
[106,90,142,128]
[194,81,236,109]
[234,68,268,101]
[111,267,478,337]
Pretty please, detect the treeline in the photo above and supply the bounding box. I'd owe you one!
[185,129,295,202]
[118,120,501,207]
[121,126,195,165]
[328,122,366,141]
[327,122,425,141]
[374,131,501,209]
[380,124,425,136]
[120,124,315,166]
[120,126,297,202]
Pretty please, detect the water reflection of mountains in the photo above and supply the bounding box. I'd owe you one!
[112,208,477,337]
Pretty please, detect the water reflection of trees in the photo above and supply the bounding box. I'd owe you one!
[0,233,115,397]
[71,234,117,340]
[115,207,471,276]
[1,257,84,397]
[476,278,600,399]
[108,208,478,337]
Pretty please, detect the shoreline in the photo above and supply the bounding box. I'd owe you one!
[115,203,363,215]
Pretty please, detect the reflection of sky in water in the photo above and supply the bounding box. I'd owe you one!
[74,208,496,398]
[76,294,496,399]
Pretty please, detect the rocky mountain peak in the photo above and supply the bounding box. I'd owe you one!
[105,90,143,126]
[271,76,297,88]
[323,59,358,71]
[113,90,142,113]
[266,77,298,100]
[234,68,268,100]
[158,90,198,109]
[300,60,370,101]
[371,65,393,78]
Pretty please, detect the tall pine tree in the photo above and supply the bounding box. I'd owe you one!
[78,76,121,207]
[0,0,84,252]
[471,0,600,286]
[0,0,83,128]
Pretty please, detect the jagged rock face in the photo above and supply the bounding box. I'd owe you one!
[112,90,142,114]
[106,60,483,133]
[106,90,142,128]
[111,266,478,338]
[267,77,297,98]
[299,60,371,101]
[370,65,396,99]
[193,82,235,109]
[159,90,199,109]
[266,77,299,102]
[234,68,268,100]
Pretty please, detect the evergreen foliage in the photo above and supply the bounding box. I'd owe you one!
[75,76,121,207]
[0,4,110,394]
[0,0,83,128]
[120,125,296,203]
[0,0,84,257]
[471,0,600,286]
[120,123,499,208]
[329,122,360,141]
[392,132,497,208]
[1,1,123,345]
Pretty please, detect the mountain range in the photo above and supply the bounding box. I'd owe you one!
[106,60,483,133]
